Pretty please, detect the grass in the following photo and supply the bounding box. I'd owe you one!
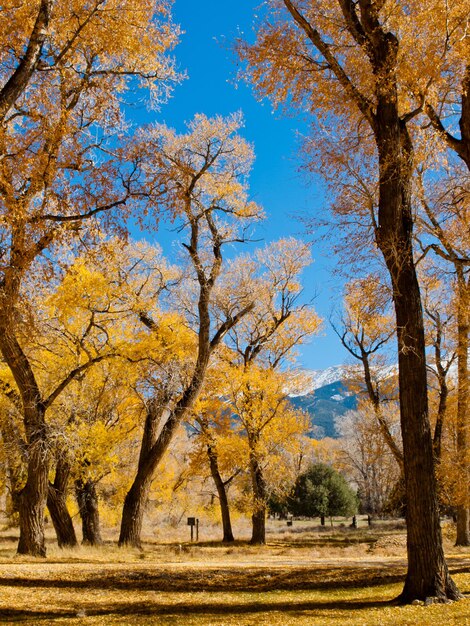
[0,519,468,625]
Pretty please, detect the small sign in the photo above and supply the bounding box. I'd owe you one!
[187,517,196,526]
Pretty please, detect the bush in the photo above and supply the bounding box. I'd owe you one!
[288,463,358,518]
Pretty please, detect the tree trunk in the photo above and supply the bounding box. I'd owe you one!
[47,457,77,548]
[119,471,153,549]
[454,271,470,546]
[249,440,267,545]
[207,444,235,542]
[118,404,164,548]
[75,479,102,545]
[0,323,50,556]
[374,98,460,601]
[17,444,49,556]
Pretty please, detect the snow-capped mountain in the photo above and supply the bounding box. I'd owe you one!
[289,378,356,439]
[287,365,351,397]
[287,364,397,438]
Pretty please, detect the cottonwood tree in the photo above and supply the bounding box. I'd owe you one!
[0,1,180,556]
[0,237,175,547]
[221,238,321,544]
[407,1,470,545]
[118,114,261,548]
[241,0,464,601]
[190,371,247,543]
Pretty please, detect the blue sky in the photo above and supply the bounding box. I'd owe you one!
[131,0,351,370]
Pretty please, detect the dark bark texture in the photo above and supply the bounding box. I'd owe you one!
[47,457,77,548]
[75,479,102,546]
[118,402,165,547]
[455,270,470,546]
[16,444,48,556]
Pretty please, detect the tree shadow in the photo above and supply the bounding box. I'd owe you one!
[0,597,396,622]
[0,565,406,592]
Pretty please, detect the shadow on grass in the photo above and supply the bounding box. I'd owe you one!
[0,565,406,592]
[0,597,396,622]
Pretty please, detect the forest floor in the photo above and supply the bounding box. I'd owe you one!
[0,518,468,625]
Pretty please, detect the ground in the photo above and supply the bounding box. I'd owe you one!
[0,519,468,624]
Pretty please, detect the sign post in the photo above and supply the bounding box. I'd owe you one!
[187,517,198,542]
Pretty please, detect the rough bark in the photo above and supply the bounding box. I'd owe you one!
[207,444,235,542]
[16,444,49,556]
[374,64,459,606]
[119,473,153,549]
[47,457,78,548]
[0,323,50,556]
[75,479,102,546]
[118,401,166,547]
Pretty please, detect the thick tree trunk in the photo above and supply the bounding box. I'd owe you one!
[119,471,153,549]
[207,444,235,542]
[17,445,49,556]
[75,479,102,545]
[0,322,50,556]
[249,441,267,545]
[47,457,77,548]
[375,100,460,601]
[119,404,164,548]
[455,272,470,546]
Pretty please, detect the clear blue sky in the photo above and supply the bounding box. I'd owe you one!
[131,0,351,370]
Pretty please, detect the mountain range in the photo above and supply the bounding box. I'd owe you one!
[288,366,358,438]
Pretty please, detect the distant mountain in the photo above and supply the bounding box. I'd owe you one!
[288,361,457,439]
[287,365,352,396]
[289,373,357,438]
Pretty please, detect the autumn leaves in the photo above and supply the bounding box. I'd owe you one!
[0,2,320,558]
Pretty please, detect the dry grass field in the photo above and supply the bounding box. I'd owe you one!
[0,518,468,625]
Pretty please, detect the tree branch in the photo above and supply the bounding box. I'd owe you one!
[0,0,52,124]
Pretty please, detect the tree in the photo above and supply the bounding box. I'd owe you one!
[118,113,260,548]
[333,274,402,468]
[289,463,357,520]
[411,2,469,545]
[420,270,457,463]
[336,402,400,516]
[241,0,462,601]
[191,379,245,543]
[0,0,180,556]
[222,238,321,544]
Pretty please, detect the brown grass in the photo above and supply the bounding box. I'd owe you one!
[0,518,468,625]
